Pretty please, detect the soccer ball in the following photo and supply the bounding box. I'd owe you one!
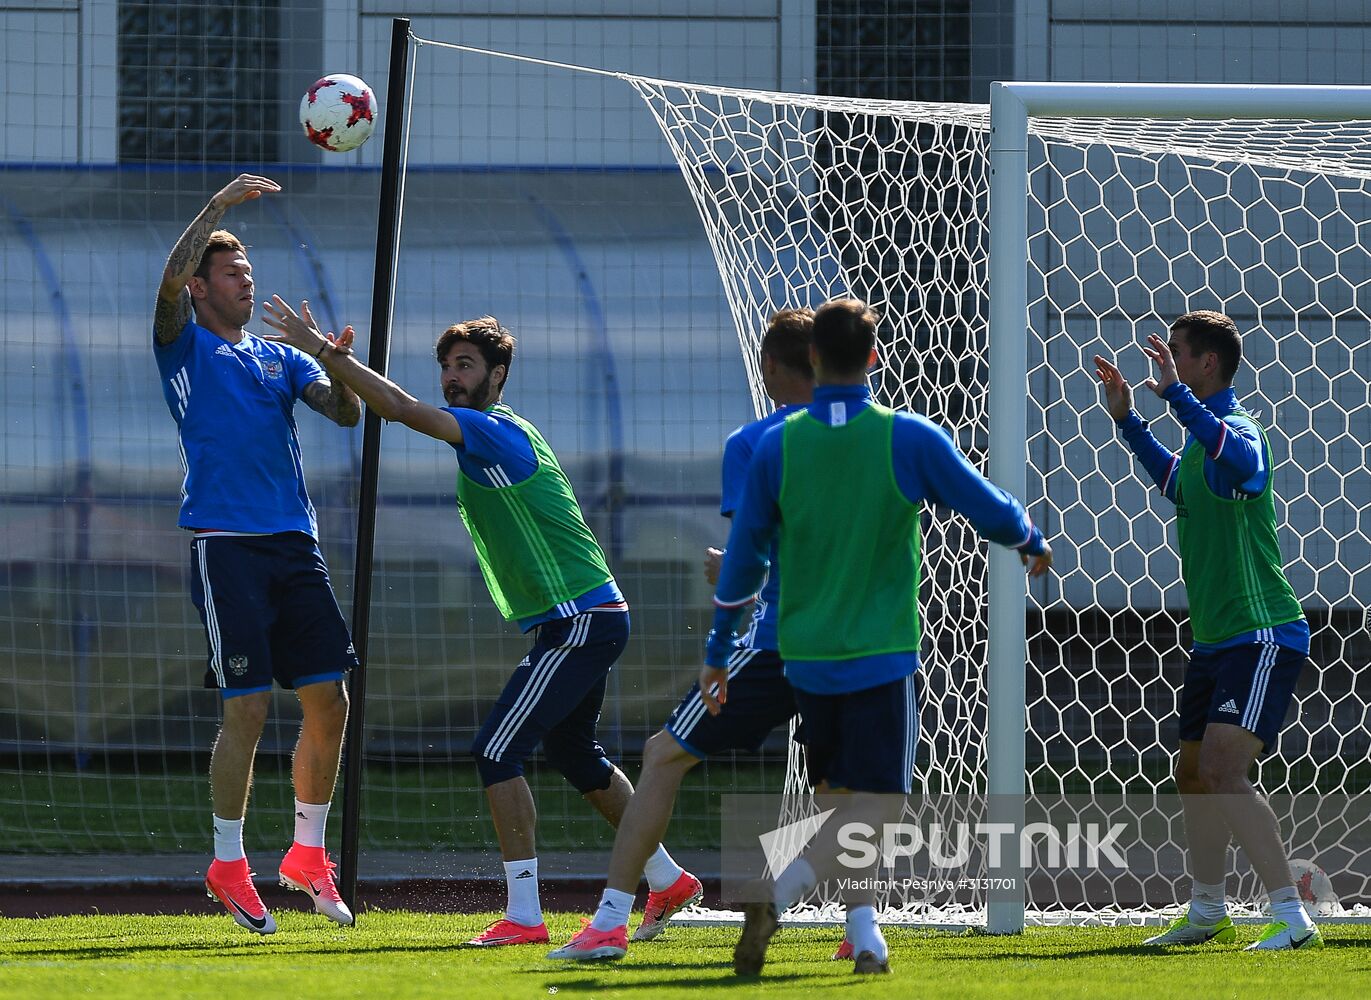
[1289,859,1341,917]
[299,74,377,153]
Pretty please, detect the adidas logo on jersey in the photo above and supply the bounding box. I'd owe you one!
[215,343,235,357]
[1218,698,1240,714]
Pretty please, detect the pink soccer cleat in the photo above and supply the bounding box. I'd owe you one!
[205,857,276,935]
[278,842,354,925]
[547,919,630,961]
[832,937,854,960]
[633,871,704,941]
[466,916,550,947]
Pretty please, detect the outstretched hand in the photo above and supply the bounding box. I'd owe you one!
[261,295,353,358]
[210,173,280,211]
[1139,333,1178,397]
[1092,354,1134,421]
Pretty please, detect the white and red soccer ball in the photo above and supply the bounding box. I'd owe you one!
[1289,859,1341,918]
[300,74,377,152]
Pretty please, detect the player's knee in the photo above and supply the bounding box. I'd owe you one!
[320,686,349,727]
[643,729,696,773]
[222,691,271,733]
[1196,757,1248,795]
[472,744,524,788]
[299,681,348,735]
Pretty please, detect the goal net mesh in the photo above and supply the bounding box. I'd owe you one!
[629,77,1371,923]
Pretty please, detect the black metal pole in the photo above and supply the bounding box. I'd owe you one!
[340,15,412,915]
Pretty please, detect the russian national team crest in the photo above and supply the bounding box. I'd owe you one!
[263,359,284,379]
[227,654,249,676]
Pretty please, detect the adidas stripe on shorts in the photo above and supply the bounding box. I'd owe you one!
[189,532,357,697]
[1178,640,1309,752]
[664,646,797,757]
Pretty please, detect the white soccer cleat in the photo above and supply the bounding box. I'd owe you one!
[1142,913,1236,945]
[1244,920,1324,951]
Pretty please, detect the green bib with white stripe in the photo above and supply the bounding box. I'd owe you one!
[1175,417,1302,644]
[455,404,613,621]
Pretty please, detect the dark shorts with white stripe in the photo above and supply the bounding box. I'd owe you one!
[1178,641,1309,752]
[793,672,921,795]
[190,532,357,698]
[471,606,630,791]
[664,647,797,757]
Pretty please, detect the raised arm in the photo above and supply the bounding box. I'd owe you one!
[1095,352,1182,502]
[1160,382,1265,494]
[155,174,281,346]
[261,296,464,443]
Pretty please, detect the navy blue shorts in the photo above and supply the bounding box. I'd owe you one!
[1178,641,1308,752]
[190,533,357,698]
[664,647,798,758]
[472,606,630,791]
[793,672,920,794]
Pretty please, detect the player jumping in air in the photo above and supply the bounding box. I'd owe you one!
[261,301,688,948]
[153,175,362,934]
[549,308,817,961]
[1094,311,1322,951]
[709,298,1052,975]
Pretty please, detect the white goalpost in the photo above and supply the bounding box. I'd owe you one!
[983,81,1371,932]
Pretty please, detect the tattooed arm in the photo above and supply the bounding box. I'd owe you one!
[154,174,281,346]
[302,377,363,428]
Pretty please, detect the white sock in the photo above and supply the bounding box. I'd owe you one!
[773,858,818,910]
[642,845,685,892]
[503,858,542,926]
[212,815,245,862]
[590,887,635,932]
[293,799,330,848]
[1188,879,1227,923]
[845,905,887,961]
[1268,885,1315,930]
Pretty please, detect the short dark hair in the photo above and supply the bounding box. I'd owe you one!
[193,230,247,279]
[760,307,814,378]
[1171,310,1242,383]
[435,316,516,390]
[812,298,878,376]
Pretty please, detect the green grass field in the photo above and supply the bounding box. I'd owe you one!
[1,912,1367,1000]
[0,758,786,854]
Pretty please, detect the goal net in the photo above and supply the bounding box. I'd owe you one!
[626,77,1371,923]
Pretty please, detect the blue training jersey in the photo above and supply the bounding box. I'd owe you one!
[443,404,622,631]
[153,319,325,537]
[720,405,802,652]
[708,384,1046,694]
[1114,384,1308,655]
